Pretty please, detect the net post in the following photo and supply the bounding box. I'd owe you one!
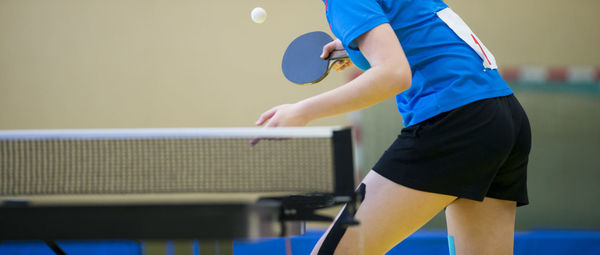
[331,128,355,196]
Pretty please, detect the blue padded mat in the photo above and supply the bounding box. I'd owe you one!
[2,230,599,255]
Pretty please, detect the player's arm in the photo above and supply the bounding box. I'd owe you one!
[256,23,411,127]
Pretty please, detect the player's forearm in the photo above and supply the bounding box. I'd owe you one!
[297,66,411,122]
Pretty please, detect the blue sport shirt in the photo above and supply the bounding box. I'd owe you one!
[323,0,513,127]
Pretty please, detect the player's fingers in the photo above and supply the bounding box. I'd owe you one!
[339,63,349,71]
[250,136,288,147]
[252,107,285,146]
[251,116,279,146]
[341,60,351,68]
[333,60,351,72]
[320,41,338,59]
[255,108,278,126]
[332,61,343,72]
[264,117,279,128]
[338,60,353,71]
[249,137,261,146]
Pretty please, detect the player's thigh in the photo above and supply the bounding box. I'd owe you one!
[312,170,456,255]
[446,197,516,255]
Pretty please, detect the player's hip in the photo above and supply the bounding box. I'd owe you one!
[372,94,530,205]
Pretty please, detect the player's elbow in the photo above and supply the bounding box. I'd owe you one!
[384,64,411,94]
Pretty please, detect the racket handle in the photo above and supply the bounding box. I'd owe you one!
[328,49,349,60]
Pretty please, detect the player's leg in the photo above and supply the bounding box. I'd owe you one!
[444,96,531,255]
[445,197,517,255]
[311,170,457,255]
[445,95,530,255]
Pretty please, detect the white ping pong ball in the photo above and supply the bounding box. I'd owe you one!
[251,7,267,24]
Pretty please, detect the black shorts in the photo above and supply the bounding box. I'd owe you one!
[373,94,531,206]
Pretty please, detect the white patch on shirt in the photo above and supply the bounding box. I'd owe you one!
[437,8,498,69]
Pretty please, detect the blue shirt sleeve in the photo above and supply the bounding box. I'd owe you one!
[326,0,389,48]
[325,0,389,70]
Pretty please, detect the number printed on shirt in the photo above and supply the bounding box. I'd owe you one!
[437,8,498,69]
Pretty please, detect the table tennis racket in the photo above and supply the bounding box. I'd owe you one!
[282,31,349,85]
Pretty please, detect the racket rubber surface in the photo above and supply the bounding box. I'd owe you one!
[282,31,348,85]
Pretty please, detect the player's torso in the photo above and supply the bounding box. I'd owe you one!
[335,0,512,126]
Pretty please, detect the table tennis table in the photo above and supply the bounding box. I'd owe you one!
[0,127,358,255]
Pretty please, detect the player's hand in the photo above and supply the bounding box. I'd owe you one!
[255,103,309,128]
[320,39,353,72]
[250,104,310,146]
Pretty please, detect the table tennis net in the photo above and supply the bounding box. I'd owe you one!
[0,131,338,196]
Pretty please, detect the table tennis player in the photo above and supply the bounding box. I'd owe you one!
[255,0,531,254]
